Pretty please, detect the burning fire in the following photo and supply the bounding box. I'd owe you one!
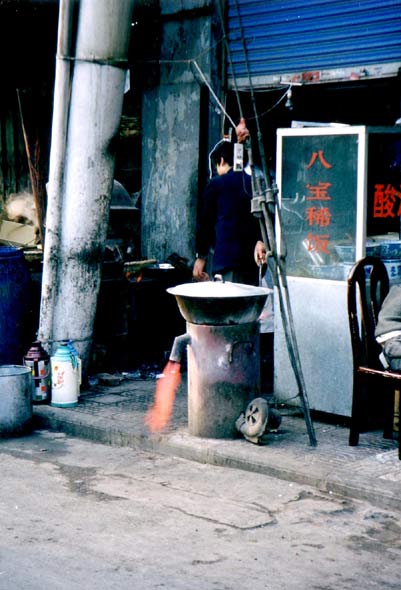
[145,361,181,432]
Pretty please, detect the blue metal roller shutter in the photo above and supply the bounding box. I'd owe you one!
[227,0,401,87]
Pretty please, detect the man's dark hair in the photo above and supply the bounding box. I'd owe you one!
[210,140,234,167]
[209,139,249,172]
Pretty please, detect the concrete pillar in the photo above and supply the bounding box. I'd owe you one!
[141,0,222,263]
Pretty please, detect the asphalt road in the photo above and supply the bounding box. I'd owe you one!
[0,430,400,590]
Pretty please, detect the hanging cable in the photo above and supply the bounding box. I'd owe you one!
[215,0,243,120]
[230,0,317,447]
[191,60,237,128]
[248,86,292,120]
[232,0,272,187]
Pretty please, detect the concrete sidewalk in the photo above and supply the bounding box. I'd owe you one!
[32,374,401,513]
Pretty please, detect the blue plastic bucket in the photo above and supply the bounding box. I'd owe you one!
[0,246,30,364]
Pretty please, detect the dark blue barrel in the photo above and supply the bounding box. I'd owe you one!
[0,246,30,364]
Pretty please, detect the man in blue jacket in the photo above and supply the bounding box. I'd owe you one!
[193,139,265,285]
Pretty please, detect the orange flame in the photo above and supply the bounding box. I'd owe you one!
[145,361,181,432]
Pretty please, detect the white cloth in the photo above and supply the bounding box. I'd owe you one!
[259,275,274,334]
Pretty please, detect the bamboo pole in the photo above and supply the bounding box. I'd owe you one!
[16,89,46,245]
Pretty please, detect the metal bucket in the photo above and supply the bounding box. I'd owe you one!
[187,321,260,438]
[0,365,32,436]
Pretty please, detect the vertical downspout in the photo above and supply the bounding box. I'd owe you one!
[38,0,74,349]
[44,0,134,375]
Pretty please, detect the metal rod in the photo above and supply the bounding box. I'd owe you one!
[248,140,317,447]
[261,204,317,447]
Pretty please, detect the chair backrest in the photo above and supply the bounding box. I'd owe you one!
[347,256,390,371]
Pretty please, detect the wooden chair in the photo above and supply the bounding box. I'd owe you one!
[347,256,401,459]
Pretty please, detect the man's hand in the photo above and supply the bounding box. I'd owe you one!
[254,240,267,266]
[193,257,210,281]
[235,117,250,143]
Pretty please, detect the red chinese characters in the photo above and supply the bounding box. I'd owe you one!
[305,207,331,227]
[306,150,332,170]
[305,232,330,254]
[304,151,333,255]
[373,184,401,218]
[306,182,332,201]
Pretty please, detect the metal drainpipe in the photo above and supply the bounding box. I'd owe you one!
[38,0,74,351]
[41,0,135,376]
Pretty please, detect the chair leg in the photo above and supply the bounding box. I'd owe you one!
[383,388,395,440]
[349,428,360,446]
[394,390,400,435]
[394,390,401,460]
[349,380,361,446]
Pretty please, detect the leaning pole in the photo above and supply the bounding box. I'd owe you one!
[39,0,135,374]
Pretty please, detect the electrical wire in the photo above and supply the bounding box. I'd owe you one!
[191,60,236,128]
[247,87,292,120]
[229,0,317,447]
[215,0,243,119]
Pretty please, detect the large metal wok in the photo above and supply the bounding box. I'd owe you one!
[167,280,271,325]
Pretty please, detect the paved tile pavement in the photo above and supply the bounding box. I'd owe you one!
[32,374,401,513]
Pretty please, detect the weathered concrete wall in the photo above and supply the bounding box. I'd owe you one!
[141,0,221,263]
